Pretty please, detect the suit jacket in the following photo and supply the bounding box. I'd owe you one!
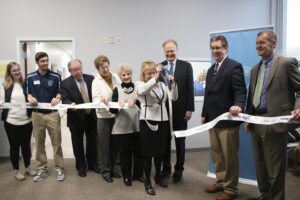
[136,77,178,122]
[246,55,300,133]
[61,74,97,129]
[202,57,247,128]
[160,59,194,130]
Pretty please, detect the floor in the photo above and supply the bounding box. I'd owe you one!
[0,150,299,200]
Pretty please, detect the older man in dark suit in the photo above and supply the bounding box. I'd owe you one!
[245,30,300,200]
[61,59,99,177]
[159,39,195,183]
[202,35,247,200]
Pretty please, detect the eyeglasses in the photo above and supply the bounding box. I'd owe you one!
[210,46,223,51]
[70,67,82,72]
[11,68,21,73]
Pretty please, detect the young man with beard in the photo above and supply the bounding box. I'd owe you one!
[25,52,64,182]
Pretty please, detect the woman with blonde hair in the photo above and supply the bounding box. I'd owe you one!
[0,62,35,180]
[136,60,178,195]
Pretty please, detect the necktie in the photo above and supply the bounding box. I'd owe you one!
[168,62,174,89]
[253,61,266,108]
[79,79,91,114]
[212,63,219,79]
[168,62,174,76]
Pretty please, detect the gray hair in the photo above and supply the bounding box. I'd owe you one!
[118,63,132,76]
[67,59,82,71]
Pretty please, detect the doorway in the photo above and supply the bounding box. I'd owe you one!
[16,38,76,158]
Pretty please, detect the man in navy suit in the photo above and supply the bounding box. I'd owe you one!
[61,59,99,177]
[202,35,246,200]
[159,39,195,182]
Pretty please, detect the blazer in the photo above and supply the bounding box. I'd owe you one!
[160,59,194,128]
[136,77,178,122]
[61,74,97,129]
[202,57,247,128]
[246,55,300,133]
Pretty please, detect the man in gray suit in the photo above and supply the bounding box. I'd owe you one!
[245,30,300,200]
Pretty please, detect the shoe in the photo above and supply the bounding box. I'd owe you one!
[247,196,266,200]
[132,176,145,183]
[15,171,25,180]
[123,178,132,186]
[78,169,86,177]
[154,176,168,188]
[144,183,156,195]
[33,170,49,182]
[56,171,65,182]
[205,184,223,193]
[172,170,182,182]
[88,166,101,174]
[103,175,113,183]
[25,169,37,176]
[112,171,121,178]
[216,192,237,200]
[160,170,171,178]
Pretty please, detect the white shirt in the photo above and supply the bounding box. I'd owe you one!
[0,83,31,125]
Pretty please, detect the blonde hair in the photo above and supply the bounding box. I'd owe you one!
[3,62,23,90]
[197,68,207,82]
[139,60,156,81]
[94,55,110,70]
[118,63,132,77]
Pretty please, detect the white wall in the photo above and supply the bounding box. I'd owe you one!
[0,0,271,156]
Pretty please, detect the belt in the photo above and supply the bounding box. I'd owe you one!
[32,109,57,114]
[254,108,267,115]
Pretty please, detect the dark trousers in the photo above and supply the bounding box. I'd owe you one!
[174,136,186,171]
[132,133,143,178]
[114,132,143,179]
[144,156,163,183]
[163,124,186,172]
[4,122,33,170]
[69,114,97,171]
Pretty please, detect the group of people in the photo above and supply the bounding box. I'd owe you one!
[0,39,194,196]
[1,30,300,200]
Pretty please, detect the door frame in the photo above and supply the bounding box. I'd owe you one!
[16,37,76,75]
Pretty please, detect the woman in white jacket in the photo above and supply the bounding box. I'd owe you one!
[92,55,121,183]
[136,60,178,195]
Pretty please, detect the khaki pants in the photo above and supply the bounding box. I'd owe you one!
[209,126,239,195]
[32,111,64,171]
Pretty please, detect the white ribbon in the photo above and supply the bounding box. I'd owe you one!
[0,102,159,131]
[173,112,300,138]
[0,102,132,110]
[3,103,297,137]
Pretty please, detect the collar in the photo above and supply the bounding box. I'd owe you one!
[37,69,49,76]
[216,55,227,67]
[262,54,274,65]
[168,59,177,65]
[74,76,84,82]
